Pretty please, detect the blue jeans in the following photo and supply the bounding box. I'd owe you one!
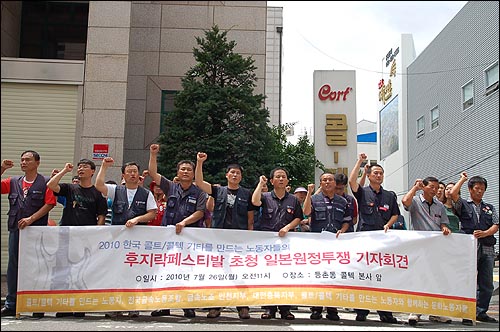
[476,244,495,316]
[5,230,19,310]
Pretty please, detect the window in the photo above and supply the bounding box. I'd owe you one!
[430,106,439,130]
[20,1,89,60]
[416,116,425,139]
[485,61,499,95]
[161,90,178,134]
[462,80,474,110]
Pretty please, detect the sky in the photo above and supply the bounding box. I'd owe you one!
[267,1,467,140]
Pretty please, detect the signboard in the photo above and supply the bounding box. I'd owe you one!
[313,70,357,183]
[17,226,476,319]
[92,144,109,160]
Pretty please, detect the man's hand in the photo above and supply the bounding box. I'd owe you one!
[150,144,160,155]
[63,163,74,174]
[1,159,14,170]
[197,152,208,163]
[101,157,114,168]
[18,216,33,229]
[176,221,186,234]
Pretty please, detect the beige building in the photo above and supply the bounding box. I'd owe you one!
[1,1,282,274]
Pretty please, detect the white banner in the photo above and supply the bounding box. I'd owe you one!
[18,226,476,319]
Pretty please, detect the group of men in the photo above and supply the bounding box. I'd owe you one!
[1,149,498,326]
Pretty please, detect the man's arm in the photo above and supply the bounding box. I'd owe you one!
[359,163,369,187]
[383,214,399,232]
[450,172,468,202]
[349,153,367,194]
[97,215,106,226]
[302,183,315,216]
[175,210,204,234]
[251,175,267,207]
[18,203,55,230]
[148,144,162,184]
[1,159,14,175]
[47,163,73,194]
[126,209,157,228]
[278,199,304,237]
[175,191,207,234]
[278,217,301,237]
[95,157,114,196]
[337,222,350,238]
[247,210,254,230]
[195,152,212,194]
[402,179,422,208]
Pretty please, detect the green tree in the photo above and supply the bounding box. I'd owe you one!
[268,123,324,190]
[158,26,275,188]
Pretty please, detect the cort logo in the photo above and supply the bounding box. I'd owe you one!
[318,84,352,101]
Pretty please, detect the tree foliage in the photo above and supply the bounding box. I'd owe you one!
[157,26,323,189]
[268,123,325,190]
[158,26,275,187]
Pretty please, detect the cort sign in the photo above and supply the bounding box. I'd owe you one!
[318,84,353,101]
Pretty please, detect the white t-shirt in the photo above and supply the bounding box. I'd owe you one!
[105,184,157,212]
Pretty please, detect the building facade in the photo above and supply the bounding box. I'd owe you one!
[1,1,282,274]
[405,1,498,248]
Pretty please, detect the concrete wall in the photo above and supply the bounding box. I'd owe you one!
[123,1,268,170]
[1,1,21,57]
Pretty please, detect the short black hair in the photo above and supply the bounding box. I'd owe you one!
[121,162,140,174]
[468,176,487,190]
[176,160,195,172]
[226,163,243,174]
[334,173,348,186]
[270,167,289,179]
[78,158,96,170]
[21,150,40,161]
[423,176,439,186]
[367,163,384,174]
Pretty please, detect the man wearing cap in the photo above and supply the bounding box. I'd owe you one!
[293,187,310,231]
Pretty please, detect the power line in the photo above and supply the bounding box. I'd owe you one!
[298,29,496,76]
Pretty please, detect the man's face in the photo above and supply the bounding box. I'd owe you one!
[226,168,242,185]
[320,173,335,194]
[469,183,486,202]
[20,152,39,173]
[368,166,384,185]
[270,170,288,189]
[122,165,140,184]
[177,163,194,182]
[77,163,94,179]
[422,180,438,197]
